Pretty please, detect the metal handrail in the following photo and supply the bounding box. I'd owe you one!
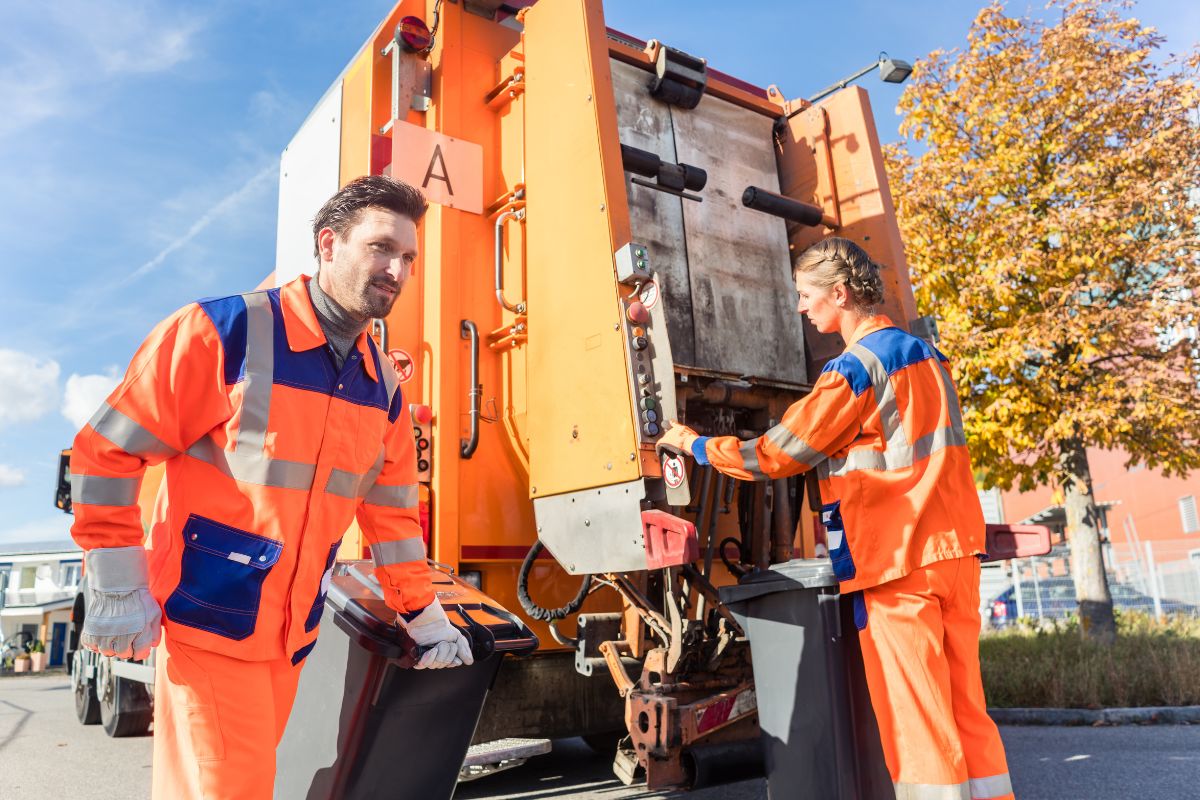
[495,209,526,314]
[461,320,481,458]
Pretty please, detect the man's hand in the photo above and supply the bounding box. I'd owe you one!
[657,421,700,459]
[396,598,474,669]
[81,547,162,661]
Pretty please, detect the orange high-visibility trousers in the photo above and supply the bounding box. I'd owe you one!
[857,556,1014,800]
[151,632,304,799]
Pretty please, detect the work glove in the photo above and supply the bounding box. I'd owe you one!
[396,598,474,670]
[657,421,700,459]
[81,546,162,661]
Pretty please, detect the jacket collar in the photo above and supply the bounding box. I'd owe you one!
[847,314,895,346]
[279,274,380,383]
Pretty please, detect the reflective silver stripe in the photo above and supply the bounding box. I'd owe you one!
[364,482,419,509]
[969,773,1013,799]
[325,468,366,499]
[70,474,141,507]
[737,439,770,481]
[370,537,426,567]
[88,402,179,460]
[187,435,315,490]
[894,781,971,800]
[325,448,386,500]
[936,359,966,432]
[764,423,825,468]
[827,425,966,477]
[846,343,906,447]
[236,292,275,453]
[377,345,400,407]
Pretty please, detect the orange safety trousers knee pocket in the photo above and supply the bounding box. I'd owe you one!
[856,557,1014,800]
[152,633,304,800]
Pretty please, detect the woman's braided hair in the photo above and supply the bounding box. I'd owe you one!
[792,237,885,309]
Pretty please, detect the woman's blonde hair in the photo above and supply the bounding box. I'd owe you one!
[792,237,885,309]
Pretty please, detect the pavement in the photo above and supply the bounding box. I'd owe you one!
[3,673,1199,799]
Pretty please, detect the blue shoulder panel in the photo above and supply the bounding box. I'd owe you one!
[267,289,338,395]
[821,352,872,396]
[198,294,248,385]
[858,326,937,375]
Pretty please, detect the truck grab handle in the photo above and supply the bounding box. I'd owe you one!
[461,319,481,459]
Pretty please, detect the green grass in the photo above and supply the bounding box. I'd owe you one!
[980,611,1200,708]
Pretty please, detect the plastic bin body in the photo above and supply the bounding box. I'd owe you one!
[275,561,537,800]
[720,559,892,800]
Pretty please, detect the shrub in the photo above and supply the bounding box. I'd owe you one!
[980,612,1200,708]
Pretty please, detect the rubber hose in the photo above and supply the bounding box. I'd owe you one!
[516,540,593,622]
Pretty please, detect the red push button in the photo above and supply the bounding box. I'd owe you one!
[627,301,650,325]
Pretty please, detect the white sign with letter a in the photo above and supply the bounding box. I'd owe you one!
[390,121,483,215]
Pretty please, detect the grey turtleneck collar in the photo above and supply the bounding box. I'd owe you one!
[308,273,368,370]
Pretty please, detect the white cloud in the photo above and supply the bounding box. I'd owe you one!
[61,369,122,433]
[0,349,60,427]
[124,162,277,283]
[0,464,25,488]
[0,2,204,140]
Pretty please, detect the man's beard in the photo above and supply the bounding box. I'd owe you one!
[359,276,401,319]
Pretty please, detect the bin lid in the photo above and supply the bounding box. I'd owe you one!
[326,561,538,663]
[718,558,838,606]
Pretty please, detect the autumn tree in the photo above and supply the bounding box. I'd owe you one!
[885,0,1200,643]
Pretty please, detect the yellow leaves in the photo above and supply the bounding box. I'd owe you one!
[886,0,1200,489]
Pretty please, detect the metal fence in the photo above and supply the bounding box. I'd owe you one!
[980,539,1200,628]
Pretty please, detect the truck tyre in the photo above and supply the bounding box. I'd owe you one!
[71,649,100,725]
[98,659,153,737]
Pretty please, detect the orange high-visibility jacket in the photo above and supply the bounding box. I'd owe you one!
[692,315,985,593]
[70,275,432,663]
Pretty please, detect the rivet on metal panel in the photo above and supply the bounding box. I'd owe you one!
[600,204,605,211]
[585,520,591,526]
[629,453,636,461]
[586,94,592,101]
[606,463,613,470]
[532,487,537,494]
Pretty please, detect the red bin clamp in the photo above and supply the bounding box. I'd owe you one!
[642,510,699,570]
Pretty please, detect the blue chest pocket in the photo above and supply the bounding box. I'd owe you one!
[822,500,857,582]
[165,514,282,641]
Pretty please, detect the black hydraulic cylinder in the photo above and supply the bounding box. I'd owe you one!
[741,186,824,227]
[621,143,707,193]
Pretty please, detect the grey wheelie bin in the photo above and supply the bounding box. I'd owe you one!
[275,560,538,800]
[719,559,893,800]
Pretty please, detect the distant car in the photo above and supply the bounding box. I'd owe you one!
[986,577,1199,626]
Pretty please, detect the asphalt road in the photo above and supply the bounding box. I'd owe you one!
[3,673,1199,799]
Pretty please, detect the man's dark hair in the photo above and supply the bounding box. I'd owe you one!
[312,175,428,258]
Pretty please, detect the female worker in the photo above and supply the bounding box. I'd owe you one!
[659,237,1014,800]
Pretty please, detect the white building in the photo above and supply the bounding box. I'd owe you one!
[1,540,82,668]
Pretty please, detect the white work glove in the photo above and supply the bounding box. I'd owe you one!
[396,598,473,670]
[81,546,162,661]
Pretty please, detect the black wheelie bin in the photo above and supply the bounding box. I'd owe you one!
[719,558,894,800]
[275,560,538,800]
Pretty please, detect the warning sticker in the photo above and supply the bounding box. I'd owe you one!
[638,280,660,310]
[388,348,416,383]
[663,454,686,489]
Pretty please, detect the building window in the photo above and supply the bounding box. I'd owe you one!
[60,562,81,588]
[19,567,36,590]
[1182,496,1200,535]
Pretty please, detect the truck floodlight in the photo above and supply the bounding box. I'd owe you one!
[879,54,913,84]
[806,51,913,104]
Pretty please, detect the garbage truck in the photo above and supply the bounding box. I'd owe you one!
[58,0,1053,792]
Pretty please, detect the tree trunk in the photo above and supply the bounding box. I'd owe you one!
[1060,439,1116,645]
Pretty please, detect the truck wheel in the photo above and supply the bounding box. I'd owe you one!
[71,649,100,725]
[98,659,152,737]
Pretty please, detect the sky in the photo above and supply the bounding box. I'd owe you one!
[1,0,1197,547]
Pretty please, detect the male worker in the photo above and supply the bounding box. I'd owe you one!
[69,175,471,799]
